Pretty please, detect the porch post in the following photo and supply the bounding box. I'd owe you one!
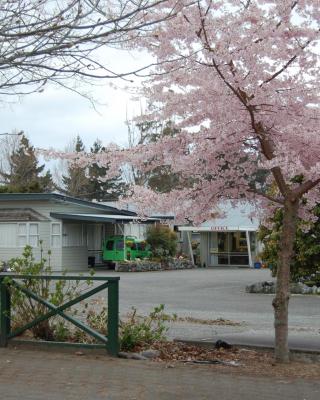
[187,231,194,264]
[245,230,252,267]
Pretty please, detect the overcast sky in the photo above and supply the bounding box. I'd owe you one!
[0,49,149,151]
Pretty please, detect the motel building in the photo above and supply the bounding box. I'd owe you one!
[179,202,262,268]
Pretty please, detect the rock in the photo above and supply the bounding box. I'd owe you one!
[290,282,304,294]
[114,258,194,273]
[118,352,147,360]
[118,351,131,359]
[245,281,275,294]
[246,280,320,295]
[302,285,313,294]
[131,353,148,360]
[140,349,161,359]
[215,340,232,349]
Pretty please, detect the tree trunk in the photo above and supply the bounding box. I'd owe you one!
[272,199,299,363]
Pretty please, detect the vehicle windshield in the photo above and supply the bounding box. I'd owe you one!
[116,240,124,250]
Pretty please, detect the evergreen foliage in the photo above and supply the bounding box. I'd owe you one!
[62,135,91,198]
[146,224,177,258]
[62,137,127,201]
[131,121,182,193]
[0,135,53,193]
[87,140,127,201]
[258,207,320,282]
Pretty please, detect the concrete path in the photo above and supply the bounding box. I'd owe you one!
[1,348,320,400]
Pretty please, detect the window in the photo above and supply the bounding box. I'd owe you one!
[51,223,61,247]
[62,224,85,247]
[0,223,39,248]
[17,223,39,247]
[18,223,27,247]
[0,224,17,247]
[29,223,39,247]
[116,240,124,250]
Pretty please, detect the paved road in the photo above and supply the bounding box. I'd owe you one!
[1,348,319,400]
[93,268,320,348]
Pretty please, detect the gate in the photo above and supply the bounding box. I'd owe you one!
[0,273,119,356]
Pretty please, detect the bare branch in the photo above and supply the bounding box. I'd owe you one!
[0,0,185,98]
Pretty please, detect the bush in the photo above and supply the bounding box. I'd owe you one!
[120,304,175,351]
[4,246,176,351]
[6,244,94,341]
[146,225,177,259]
[258,206,320,281]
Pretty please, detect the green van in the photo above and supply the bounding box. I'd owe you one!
[102,235,152,262]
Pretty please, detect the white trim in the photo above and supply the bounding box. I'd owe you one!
[187,231,195,264]
[179,226,257,232]
[246,230,252,268]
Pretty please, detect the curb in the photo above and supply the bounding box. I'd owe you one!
[173,338,320,362]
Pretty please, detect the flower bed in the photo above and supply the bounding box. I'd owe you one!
[115,258,195,272]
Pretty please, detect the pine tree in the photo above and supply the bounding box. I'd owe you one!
[87,140,127,201]
[0,135,53,193]
[62,135,91,198]
[129,121,182,193]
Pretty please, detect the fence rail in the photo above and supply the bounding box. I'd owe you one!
[0,273,119,356]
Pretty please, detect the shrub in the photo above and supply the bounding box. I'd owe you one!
[119,304,174,351]
[6,244,94,341]
[4,246,176,351]
[146,225,177,258]
[258,206,320,281]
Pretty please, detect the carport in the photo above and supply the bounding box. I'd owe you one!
[50,212,161,267]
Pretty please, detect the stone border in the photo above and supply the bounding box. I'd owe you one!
[246,281,320,294]
[115,258,195,272]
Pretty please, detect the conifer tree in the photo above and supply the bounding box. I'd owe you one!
[62,136,91,198]
[87,140,127,202]
[0,135,53,193]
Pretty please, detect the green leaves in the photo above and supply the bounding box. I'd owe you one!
[7,245,96,341]
[119,304,174,352]
[259,205,320,281]
[146,225,178,259]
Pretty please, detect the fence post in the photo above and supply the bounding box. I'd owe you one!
[107,279,119,356]
[0,278,11,347]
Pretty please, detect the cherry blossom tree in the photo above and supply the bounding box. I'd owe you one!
[44,0,319,363]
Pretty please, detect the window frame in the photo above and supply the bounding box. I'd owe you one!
[17,222,40,248]
[62,223,86,248]
[51,222,62,248]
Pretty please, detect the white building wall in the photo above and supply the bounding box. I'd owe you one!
[0,198,141,271]
[0,221,62,269]
[0,200,120,271]
[61,246,88,271]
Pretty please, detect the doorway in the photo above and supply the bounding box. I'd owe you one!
[209,231,250,266]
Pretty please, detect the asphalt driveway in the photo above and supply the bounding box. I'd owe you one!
[94,268,320,349]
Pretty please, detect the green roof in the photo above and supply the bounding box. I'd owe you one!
[0,193,136,216]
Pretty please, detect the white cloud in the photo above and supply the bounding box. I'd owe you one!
[0,48,151,150]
